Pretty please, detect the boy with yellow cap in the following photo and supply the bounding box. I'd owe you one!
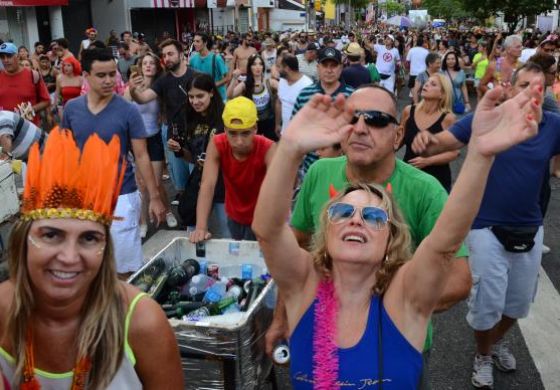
[190,96,276,242]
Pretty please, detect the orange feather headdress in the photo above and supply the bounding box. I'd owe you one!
[21,128,126,225]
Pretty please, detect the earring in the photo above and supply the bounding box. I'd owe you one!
[384,254,388,263]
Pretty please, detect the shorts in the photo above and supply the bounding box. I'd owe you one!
[227,217,256,241]
[474,78,481,88]
[465,226,543,331]
[110,191,143,274]
[146,132,164,162]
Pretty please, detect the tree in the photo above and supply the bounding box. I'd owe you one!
[463,0,556,33]
[423,0,469,20]
[384,0,405,17]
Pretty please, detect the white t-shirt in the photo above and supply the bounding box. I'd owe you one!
[406,46,429,76]
[374,44,400,75]
[81,39,91,50]
[519,48,537,64]
[262,49,277,76]
[278,74,313,133]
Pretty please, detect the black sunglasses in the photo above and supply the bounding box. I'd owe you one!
[350,110,399,128]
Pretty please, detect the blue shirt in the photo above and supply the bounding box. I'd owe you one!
[189,52,228,101]
[450,112,560,228]
[61,95,147,195]
[290,295,422,389]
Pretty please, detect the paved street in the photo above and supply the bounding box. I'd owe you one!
[146,85,560,389]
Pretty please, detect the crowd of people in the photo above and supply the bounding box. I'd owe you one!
[0,21,559,389]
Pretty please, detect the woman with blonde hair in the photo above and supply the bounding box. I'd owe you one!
[0,129,183,389]
[252,81,541,388]
[401,73,459,192]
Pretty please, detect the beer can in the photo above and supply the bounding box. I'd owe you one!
[208,263,220,279]
[272,343,290,365]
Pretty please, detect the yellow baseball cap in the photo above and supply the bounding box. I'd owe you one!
[222,96,258,130]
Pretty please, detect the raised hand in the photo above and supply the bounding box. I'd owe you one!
[281,93,354,156]
[470,78,542,157]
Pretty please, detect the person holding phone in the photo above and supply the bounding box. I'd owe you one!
[124,53,178,234]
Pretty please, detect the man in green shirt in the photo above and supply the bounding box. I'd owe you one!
[267,85,471,389]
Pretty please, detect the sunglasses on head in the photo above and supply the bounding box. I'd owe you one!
[350,110,399,128]
[327,202,389,230]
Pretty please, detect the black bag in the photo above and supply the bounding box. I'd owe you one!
[178,166,203,226]
[380,73,391,80]
[490,226,539,253]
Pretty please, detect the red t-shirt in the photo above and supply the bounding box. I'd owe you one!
[214,133,273,225]
[0,68,50,125]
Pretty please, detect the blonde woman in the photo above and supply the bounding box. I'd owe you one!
[252,80,541,388]
[0,130,183,389]
[401,73,459,192]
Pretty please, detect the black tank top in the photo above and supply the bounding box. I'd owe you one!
[403,105,452,192]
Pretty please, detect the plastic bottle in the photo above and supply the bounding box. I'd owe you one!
[203,281,227,303]
[183,274,214,295]
[225,285,245,302]
[241,264,253,280]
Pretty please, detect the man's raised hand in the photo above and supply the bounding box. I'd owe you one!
[471,78,542,157]
[281,93,354,156]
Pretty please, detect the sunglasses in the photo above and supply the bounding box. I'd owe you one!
[350,110,399,128]
[327,202,389,230]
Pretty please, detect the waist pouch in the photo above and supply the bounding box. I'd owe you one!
[380,73,391,80]
[490,226,539,253]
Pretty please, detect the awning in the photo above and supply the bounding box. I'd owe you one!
[0,0,68,5]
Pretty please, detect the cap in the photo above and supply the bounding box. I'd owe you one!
[386,34,395,42]
[222,97,258,130]
[344,42,363,57]
[318,47,342,64]
[0,42,17,55]
[306,43,319,51]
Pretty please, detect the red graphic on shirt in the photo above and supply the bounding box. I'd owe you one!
[383,52,393,62]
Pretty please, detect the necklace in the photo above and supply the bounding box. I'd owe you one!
[22,328,92,390]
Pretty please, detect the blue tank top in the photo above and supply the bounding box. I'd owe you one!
[290,295,422,389]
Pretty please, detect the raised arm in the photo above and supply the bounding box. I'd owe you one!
[129,73,158,104]
[190,140,220,243]
[252,94,354,294]
[400,79,542,318]
[411,127,465,156]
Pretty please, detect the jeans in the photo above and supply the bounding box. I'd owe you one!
[161,124,190,191]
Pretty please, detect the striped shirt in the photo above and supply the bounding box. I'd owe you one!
[291,81,354,178]
[0,111,46,160]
